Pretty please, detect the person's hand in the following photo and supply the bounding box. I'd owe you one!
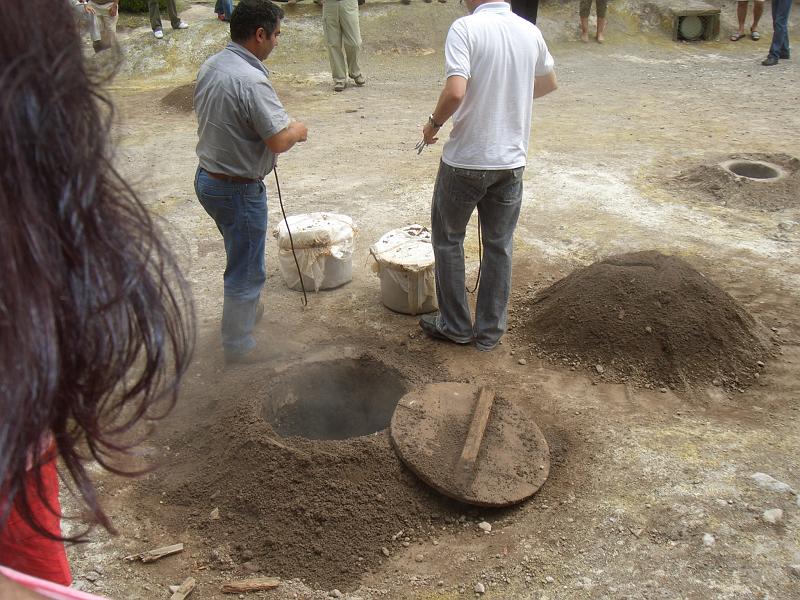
[423,122,440,145]
[109,3,118,16]
[291,121,308,143]
[84,3,96,14]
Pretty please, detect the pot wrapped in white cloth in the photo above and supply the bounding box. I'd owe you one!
[274,212,355,292]
[370,224,437,315]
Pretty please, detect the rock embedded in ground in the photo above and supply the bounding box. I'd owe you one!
[242,560,261,573]
[474,582,486,594]
[751,472,794,493]
[478,521,492,533]
[702,533,715,546]
[763,508,784,524]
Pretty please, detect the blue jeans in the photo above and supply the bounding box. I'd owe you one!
[768,0,793,58]
[430,161,524,350]
[195,167,267,356]
[214,0,233,20]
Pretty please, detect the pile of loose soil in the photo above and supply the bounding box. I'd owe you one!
[160,82,196,112]
[666,153,800,212]
[139,353,478,590]
[510,251,772,391]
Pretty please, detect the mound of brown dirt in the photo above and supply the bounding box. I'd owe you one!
[667,153,800,212]
[511,251,772,391]
[137,352,498,591]
[160,82,195,112]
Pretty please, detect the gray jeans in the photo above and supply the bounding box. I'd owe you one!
[431,161,524,350]
[149,0,180,30]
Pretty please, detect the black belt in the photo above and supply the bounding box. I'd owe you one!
[205,170,259,184]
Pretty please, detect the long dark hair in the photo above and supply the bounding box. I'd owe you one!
[0,0,195,539]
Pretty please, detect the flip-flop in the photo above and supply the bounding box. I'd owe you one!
[751,30,761,40]
[730,32,746,41]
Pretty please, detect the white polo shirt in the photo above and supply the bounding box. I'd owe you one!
[441,2,554,170]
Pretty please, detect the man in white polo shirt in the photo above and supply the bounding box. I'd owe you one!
[418,0,557,351]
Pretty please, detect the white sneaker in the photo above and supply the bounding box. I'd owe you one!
[176,21,189,30]
[153,29,164,39]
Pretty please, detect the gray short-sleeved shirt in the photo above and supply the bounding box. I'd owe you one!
[194,42,291,180]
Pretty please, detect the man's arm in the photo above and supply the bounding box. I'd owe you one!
[265,121,308,154]
[533,71,557,99]
[422,75,467,145]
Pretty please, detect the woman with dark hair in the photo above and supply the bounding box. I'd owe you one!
[0,0,194,594]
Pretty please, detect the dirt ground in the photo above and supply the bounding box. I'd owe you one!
[63,1,800,599]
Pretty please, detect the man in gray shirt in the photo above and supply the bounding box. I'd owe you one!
[194,0,307,364]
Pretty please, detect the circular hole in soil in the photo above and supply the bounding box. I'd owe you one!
[262,358,407,440]
[721,160,783,181]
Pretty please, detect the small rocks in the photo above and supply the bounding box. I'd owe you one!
[763,508,784,524]
[330,589,343,598]
[544,576,555,583]
[712,378,722,387]
[414,554,424,563]
[381,547,390,557]
[790,564,800,578]
[209,547,235,571]
[83,571,101,583]
[209,507,220,520]
[752,472,794,493]
[659,387,668,393]
[595,364,605,374]
[241,560,261,573]
[518,358,527,366]
[478,521,492,533]
[474,582,486,594]
[702,533,715,547]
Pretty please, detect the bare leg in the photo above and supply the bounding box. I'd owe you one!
[736,0,747,35]
[596,16,607,42]
[580,16,589,42]
[751,1,763,33]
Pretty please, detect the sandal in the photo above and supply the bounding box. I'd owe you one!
[730,32,746,41]
[751,30,761,41]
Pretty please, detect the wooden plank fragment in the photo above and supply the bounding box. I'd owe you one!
[124,543,184,563]
[220,577,281,594]
[169,577,196,600]
[458,387,495,471]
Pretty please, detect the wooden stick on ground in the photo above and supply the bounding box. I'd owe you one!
[220,577,281,594]
[457,386,495,475]
[169,577,196,600]
[124,543,184,563]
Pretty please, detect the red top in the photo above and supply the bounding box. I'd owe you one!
[0,458,72,586]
